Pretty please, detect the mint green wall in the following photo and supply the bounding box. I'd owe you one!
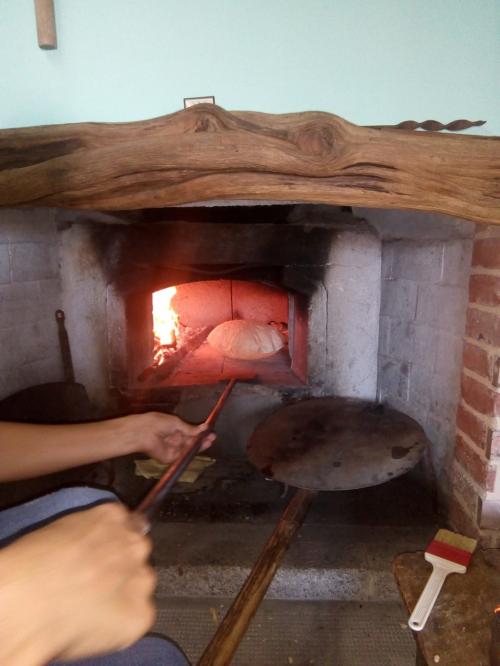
[1,1,498,134]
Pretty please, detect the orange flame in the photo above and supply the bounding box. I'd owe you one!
[152,286,179,347]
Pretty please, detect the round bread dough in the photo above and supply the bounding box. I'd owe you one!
[207,320,284,360]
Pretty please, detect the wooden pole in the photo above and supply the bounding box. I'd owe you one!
[34,0,57,50]
[197,488,316,666]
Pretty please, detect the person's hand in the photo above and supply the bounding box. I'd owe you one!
[115,412,216,463]
[0,503,156,666]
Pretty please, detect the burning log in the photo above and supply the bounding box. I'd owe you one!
[138,326,212,383]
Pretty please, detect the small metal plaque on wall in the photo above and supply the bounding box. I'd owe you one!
[184,96,216,108]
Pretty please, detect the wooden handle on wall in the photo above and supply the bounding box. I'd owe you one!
[34,0,57,50]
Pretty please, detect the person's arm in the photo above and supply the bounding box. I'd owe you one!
[0,503,155,666]
[0,413,215,482]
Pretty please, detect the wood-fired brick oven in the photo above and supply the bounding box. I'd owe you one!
[66,205,381,403]
[128,279,308,388]
[1,103,498,542]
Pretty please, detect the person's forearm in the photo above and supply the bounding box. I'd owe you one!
[0,419,133,482]
[0,412,211,483]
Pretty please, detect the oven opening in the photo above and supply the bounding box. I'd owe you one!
[127,279,308,388]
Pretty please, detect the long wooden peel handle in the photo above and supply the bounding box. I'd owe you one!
[135,379,236,518]
[197,488,316,666]
[204,378,237,428]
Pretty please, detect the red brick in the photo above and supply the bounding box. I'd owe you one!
[461,373,500,417]
[468,274,500,307]
[462,342,500,387]
[456,403,489,450]
[454,433,495,490]
[472,238,500,270]
[462,341,490,378]
[465,307,500,347]
[448,495,479,538]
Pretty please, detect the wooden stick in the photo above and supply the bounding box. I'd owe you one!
[34,0,57,50]
[197,488,316,666]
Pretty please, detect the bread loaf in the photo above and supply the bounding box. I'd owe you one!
[207,320,284,360]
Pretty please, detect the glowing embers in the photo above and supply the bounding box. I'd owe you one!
[140,285,211,382]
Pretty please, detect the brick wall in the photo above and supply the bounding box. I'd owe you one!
[0,209,63,399]
[377,237,473,481]
[450,224,500,546]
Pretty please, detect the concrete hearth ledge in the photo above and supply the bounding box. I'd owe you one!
[152,522,435,602]
[156,564,394,602]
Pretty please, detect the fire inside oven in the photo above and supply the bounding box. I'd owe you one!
[132,279,307,387]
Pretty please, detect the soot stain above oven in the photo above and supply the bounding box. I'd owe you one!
[86,205,346,295]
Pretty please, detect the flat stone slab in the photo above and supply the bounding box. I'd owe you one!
[155,597,416,665]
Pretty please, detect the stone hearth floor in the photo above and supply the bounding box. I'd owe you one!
[0,454,435,664]
[113,456,437,604]
[155,597,415,665]
[128,457,435,664]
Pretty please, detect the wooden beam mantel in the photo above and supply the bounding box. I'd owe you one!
[0,105,499,224]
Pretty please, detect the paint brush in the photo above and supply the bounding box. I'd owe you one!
[409,528,477,631]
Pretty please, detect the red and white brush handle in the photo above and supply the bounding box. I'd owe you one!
[409,565,449,631]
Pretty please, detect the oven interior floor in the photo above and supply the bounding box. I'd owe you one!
[155,597,415,665]
[145,343,304,387]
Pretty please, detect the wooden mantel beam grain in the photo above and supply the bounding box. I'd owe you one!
[0,105,499,224]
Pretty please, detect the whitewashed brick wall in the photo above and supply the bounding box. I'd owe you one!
[356,209,475,481]
[0,209,63,400]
